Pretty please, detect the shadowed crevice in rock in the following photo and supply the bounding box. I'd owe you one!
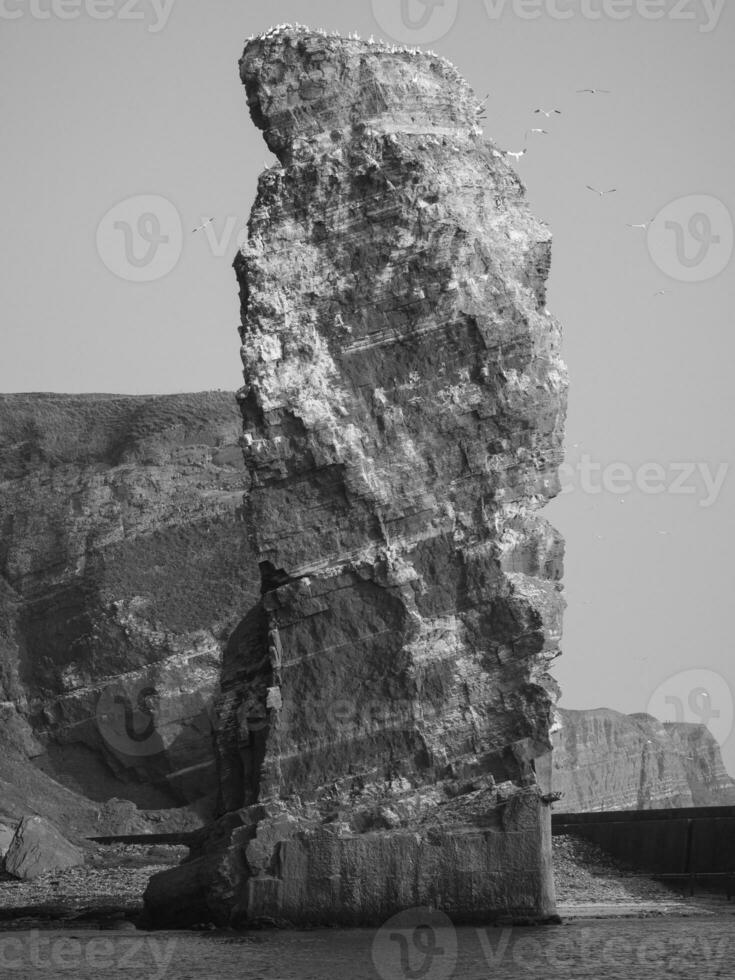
[215,603,272,815]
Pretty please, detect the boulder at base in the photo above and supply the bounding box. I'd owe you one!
[0,823,16,864]
[4,816,84,880]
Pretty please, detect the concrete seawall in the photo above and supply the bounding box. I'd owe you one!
[552,806,735,890]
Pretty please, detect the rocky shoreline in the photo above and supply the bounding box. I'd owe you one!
[0,836,730,930]
[0,844,187,928]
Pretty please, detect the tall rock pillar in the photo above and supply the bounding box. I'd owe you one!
[146,24,567,928]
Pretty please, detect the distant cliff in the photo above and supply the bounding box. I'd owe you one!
[548,707,735,811]
[0,391,259,823]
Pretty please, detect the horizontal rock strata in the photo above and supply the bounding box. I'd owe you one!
[546,708,735,811]
[146,25,567,928]
[0,391,259,818]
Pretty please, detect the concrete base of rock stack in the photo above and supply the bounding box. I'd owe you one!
[145,24,567,929]
[145,790,557,928]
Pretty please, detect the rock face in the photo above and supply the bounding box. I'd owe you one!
[0,391,259,819]
[548,708,735,811]
[4,815,84,881]
[146,25,567,928]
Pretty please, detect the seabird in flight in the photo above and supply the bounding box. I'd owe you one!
[192,217,215,233]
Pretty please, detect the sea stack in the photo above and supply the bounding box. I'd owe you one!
[145,24,567,928]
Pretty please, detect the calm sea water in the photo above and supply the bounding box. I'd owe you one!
[0,915,732,979]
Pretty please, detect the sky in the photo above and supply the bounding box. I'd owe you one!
[3,0,734,774]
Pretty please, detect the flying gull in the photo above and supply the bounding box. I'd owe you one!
[586,186,617,196]
[534,108,562,117]
[192,217,215,233]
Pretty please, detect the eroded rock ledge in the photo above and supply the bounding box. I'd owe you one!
[145,24,567,928]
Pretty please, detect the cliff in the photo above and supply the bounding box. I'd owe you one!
[547,708,735,811]
[0,391,259,828]
[145,25,567,928]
